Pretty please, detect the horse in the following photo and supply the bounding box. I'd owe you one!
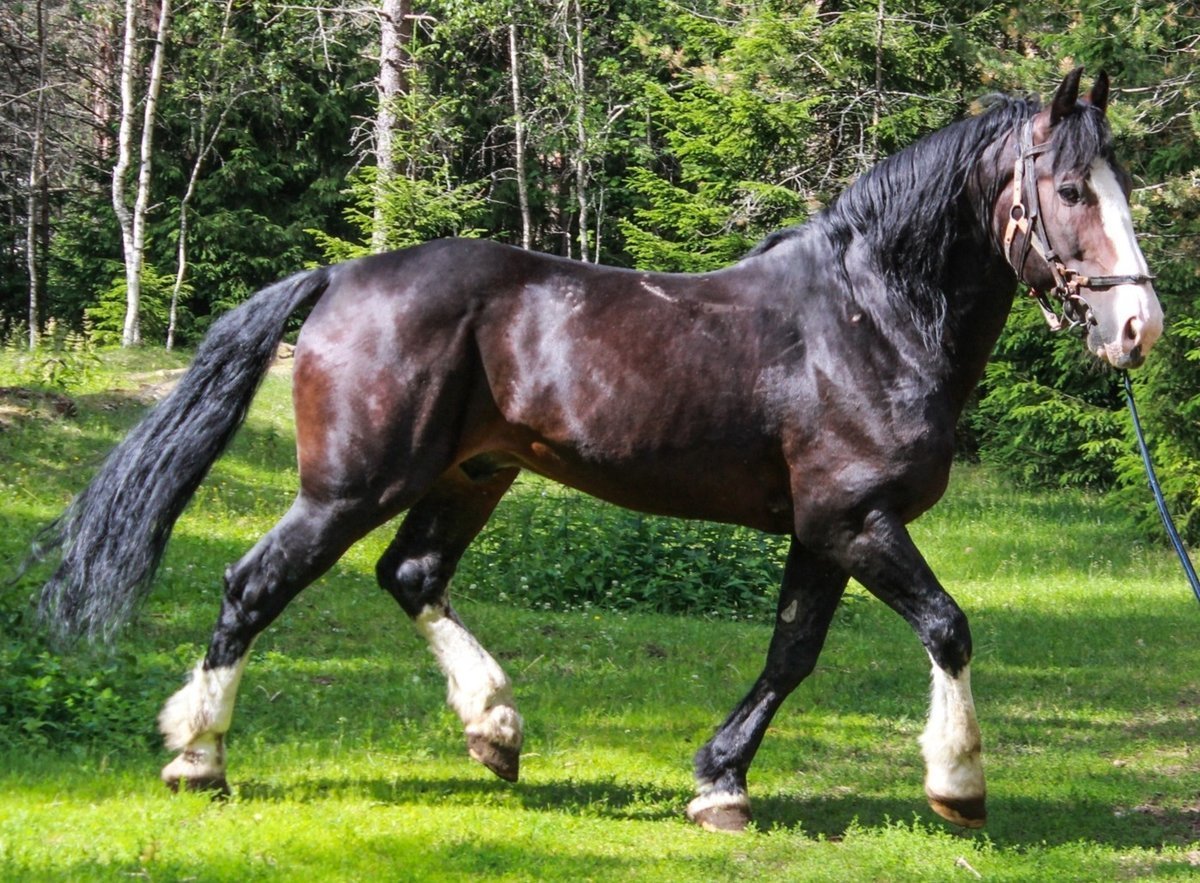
[34,69,1162,832]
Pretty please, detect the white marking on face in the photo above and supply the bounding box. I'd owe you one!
[1090,160,1149,279]
[158,655,251,751]
[779,599,798,623]
[919,662,985,801]
[416,605,517,730]
[1088,159,1163,358]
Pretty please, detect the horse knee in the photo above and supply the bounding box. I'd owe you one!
[377,552,451,617]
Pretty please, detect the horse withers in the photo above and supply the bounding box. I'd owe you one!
[35,69,1162,831]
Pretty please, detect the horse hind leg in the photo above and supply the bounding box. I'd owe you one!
[376,460,523,781]
[159,494,386,794]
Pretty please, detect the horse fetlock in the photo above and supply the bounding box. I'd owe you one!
[158,659,248,751]
[161,733,230,797]
[686,786,752,833]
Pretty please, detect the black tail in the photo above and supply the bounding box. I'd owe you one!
[35,267,331,641]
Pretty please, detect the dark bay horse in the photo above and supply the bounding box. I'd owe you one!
[36,70,1162,831]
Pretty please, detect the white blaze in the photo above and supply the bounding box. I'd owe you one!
[1089,159,1163,356]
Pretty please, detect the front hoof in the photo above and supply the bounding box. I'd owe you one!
[468,733,520,782]
[686,791,752,833]
[927,790,987,829]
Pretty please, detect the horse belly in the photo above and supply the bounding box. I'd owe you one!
[484,432,795,535]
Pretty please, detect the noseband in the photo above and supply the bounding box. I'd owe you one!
[1002,120,1155,332]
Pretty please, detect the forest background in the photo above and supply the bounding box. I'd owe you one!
[1,0,1198,540]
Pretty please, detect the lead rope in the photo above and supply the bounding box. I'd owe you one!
[1121,371,1200,604]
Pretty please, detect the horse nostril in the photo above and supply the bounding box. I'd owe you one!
[1124,316,1141,346]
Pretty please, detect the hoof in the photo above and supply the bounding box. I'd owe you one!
[686,792,752,833]
[927,791,987,829]
[162,745,230,798]
[468,733,520,782]
[164,773,232,799]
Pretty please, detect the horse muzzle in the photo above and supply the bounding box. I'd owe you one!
[1085,283,1163,369]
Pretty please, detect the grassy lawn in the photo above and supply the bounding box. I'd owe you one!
[1,348,1198,880]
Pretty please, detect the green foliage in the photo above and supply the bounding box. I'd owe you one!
[85,265,181,348]
[971,301,1126,488]
[0,322,99,392]
[312,165,487,262]
[0,590,171,751]
[461,480,790,620]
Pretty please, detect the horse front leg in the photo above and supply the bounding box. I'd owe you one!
[921,659,985,827]
[377,465,524,781]
[688,539,847,831]
[834,508,986,828]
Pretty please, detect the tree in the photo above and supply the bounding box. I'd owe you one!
[165,0,251,350]
[25,0,48,349]
[509,20,532,249]
[111,0,172,347]
[371,0,414,253]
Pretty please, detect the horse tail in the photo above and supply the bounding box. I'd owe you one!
[34,267,332,641]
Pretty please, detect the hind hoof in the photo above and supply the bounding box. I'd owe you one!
[162,748,230,798]
[164,773,232,799]
[927,791,987,828]
[465,704,523,782]
[687,791,751,833]
[468,733,520,782]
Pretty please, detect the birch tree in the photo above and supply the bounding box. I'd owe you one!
[508,20,532,250]
[372,0,413,253]
[25,0,48,348]
[112,0,172,347]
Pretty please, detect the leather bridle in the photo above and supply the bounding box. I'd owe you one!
[1002,119,1155,332]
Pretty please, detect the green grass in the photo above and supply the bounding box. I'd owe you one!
[1,349,1198,880]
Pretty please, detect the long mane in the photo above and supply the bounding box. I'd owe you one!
[748,93,1114,348]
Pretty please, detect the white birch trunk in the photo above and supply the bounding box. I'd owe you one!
[111,0,138,345]
[121,0,171,347]
[371,0,409,254]
[26,0,47,349]
[508,23,531,250]
[568,0,589,262]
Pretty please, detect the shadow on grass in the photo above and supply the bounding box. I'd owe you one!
[235,773,688,822]
[24,839,651,882]
[224,769,1199,851]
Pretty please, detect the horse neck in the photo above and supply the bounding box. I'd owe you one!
[934,131,1025,411]
[862,125,1023,413]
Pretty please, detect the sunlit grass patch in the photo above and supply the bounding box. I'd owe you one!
[1,348,1197,880]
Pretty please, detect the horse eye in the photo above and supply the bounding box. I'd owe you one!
[1058,184,1082,205]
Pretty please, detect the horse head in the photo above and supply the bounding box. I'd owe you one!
[1000,68,1163,368]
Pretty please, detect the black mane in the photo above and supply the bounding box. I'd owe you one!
[749,93,1114,347]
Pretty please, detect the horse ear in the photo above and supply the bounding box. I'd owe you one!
[1050,67,1084,126]
[1087,70,1110,114]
